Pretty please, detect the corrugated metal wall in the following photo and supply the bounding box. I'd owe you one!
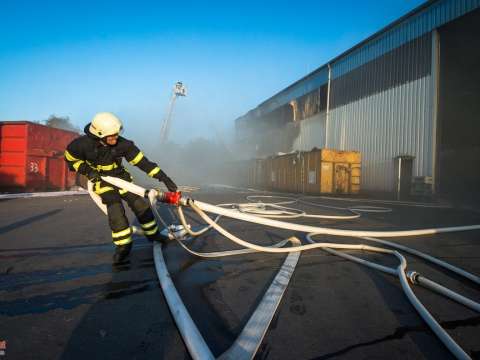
[324,32,434,192]
[292,112,326,151]
[290,76,434,192]
[328,76,433,192]
[290,32,433,192]
[330,33,431,108]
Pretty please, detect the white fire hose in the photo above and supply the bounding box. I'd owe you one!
[97,176,479,360]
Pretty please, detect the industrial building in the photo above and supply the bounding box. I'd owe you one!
[236,0,480,201]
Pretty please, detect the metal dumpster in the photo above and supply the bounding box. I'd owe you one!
[248,148,361,194]
[0,121,79,191]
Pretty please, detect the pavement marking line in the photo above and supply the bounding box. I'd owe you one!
[218,239,301,360]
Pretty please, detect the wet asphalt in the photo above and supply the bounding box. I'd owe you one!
[0,188,479,359]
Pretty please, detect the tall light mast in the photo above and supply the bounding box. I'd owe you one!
[159,81,187,144]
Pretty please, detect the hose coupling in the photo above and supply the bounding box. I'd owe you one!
[406,270,420,284]
[179,196,193,206]
[158,191,182,206]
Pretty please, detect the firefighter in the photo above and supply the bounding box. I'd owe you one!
[64,112,178,263]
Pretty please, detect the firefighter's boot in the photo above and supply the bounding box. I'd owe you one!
[146,230,169,245]
[113,243,132,264]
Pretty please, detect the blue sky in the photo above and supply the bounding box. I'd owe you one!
[0,0,425,144]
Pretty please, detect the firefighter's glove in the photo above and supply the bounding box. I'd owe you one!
[164,177,178,192]
[156,170,178,192]
[87,169,102,183]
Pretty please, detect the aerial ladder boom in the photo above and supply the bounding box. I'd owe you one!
[159,81,187,144]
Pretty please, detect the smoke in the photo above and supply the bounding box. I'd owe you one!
[158,138,232,186]
[127,131,249,189]
[235,119,300,160]
[118,86,256,188]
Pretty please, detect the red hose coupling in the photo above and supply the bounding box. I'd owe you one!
[161,191,182,205]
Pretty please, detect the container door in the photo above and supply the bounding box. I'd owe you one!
[350,164,361,194]
[266,158,272,190]
[270,158,277,190]
[47,157,65,190]
[320,162,333,193]
[0,123,27,188]
[280,157,286,191]
[334,163,349,193]
[305,151,318,193]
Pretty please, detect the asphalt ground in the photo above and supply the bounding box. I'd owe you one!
[0,188,479,359]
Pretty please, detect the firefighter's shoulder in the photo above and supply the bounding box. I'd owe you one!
[66,135,93,155]
[68,134,92,146]
[116,136,139,151]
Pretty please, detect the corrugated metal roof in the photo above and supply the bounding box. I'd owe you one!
[332,0,480,78]
[242,0,480,120]
[257,68,328,115]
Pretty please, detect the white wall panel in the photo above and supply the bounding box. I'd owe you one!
[292,112,326,151]
[327,76,433,192]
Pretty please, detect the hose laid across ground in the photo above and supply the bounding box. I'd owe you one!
[99,176,480,360]
[187,201,477,360]
[193,200,480,238]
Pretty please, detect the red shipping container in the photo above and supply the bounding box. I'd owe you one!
[0,121,80,192]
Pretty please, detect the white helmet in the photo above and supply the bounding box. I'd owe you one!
[89,112,123,138]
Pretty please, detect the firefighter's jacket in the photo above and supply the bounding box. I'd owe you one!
[64,125,162,194]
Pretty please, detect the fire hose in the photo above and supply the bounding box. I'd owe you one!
[95,176,479,360]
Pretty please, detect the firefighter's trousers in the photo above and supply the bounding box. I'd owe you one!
[95,181,159,246]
